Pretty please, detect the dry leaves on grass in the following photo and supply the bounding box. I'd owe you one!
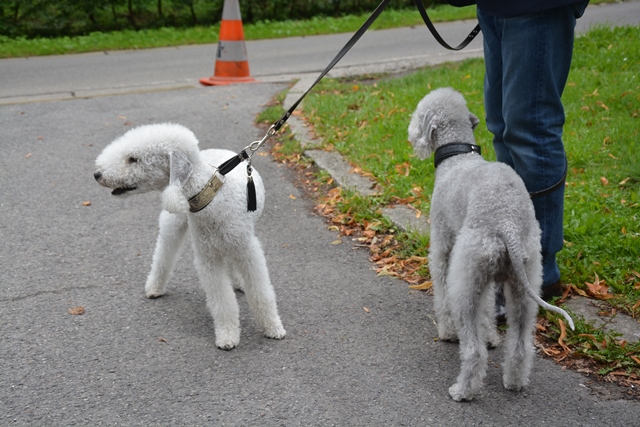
[535,317,640,397]
[585,273,614,300]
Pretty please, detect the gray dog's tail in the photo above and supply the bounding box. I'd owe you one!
[503,234,575,331]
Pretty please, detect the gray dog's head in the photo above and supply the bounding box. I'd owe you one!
[408,87,480,160]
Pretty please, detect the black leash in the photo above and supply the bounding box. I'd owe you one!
[413,0,480,51]
[215,0,481,211]
[528,160,568,199]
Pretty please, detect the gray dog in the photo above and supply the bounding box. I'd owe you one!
[408,87,574,401]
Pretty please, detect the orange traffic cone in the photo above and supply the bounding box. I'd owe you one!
[200,0,255,86]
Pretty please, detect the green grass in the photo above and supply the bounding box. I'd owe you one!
[0,5,475,58]
[302,25,640,309]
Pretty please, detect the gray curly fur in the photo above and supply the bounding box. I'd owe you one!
[408,88,574,401]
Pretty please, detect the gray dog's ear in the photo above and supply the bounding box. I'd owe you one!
[469,113,480,131]
[424,109,439,144]
[162,151,193,214]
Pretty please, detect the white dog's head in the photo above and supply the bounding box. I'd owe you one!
[94,123,199,212]
[408,87,480,160]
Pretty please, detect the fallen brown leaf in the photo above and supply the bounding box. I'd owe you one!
[68,306,85,315]
[619,177,631,186]
[570,284,588,297]
[409,281,433,291]
[585,273,613,300]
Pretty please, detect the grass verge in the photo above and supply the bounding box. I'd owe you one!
[0,5,474,58]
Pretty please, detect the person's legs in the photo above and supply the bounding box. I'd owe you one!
[479,4,584,291]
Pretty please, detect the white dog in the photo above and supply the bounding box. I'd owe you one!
[94,123,285,350]
[408,88,573,401]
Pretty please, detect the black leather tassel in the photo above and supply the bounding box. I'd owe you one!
[247,175,257,212]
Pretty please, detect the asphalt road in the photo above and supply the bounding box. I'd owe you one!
[1,0,639,104]
[1,2,639,425]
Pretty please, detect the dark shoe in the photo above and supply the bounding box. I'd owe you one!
[542,280,564,301]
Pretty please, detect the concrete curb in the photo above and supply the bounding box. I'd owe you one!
[284,72,432,234]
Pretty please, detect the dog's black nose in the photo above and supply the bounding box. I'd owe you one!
[94,171,102,181]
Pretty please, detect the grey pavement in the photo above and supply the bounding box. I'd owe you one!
[2,2,640,425]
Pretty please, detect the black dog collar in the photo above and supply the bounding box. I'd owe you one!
[433,143,482,168]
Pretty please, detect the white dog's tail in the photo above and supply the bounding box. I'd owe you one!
[503,234,575,331]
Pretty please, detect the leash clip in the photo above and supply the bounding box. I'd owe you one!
[245,124,276,159]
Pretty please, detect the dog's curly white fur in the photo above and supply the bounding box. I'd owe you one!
[408,88,573,401]
[94,123,285,350]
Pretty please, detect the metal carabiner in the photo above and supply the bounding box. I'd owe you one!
[244,124,277,157]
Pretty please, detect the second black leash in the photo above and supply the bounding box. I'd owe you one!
[217,0,481,211]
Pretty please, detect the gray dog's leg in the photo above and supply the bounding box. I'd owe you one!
[480,282,501,348]
[446,238,490,401]
[502,265,539,390]
[429,230,458,341]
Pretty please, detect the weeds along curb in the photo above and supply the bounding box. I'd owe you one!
[283,75,431,234]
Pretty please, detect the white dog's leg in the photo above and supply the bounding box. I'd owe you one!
[447,243,489,402]
[145,211,189,298]
[194,252,241,350]
[234,236,286,340]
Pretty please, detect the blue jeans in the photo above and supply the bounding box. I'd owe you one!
[478,2,588,288]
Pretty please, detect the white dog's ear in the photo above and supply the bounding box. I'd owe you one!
[162,151,193,214]
[469,113,480,131]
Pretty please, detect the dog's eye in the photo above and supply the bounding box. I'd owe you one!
[127,157,138,164]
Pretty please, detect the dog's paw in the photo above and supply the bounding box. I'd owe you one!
[438,332,459,343]
[503,377,528,391]
[485,333,501,349]
[145,282,165,299]
[448,383,474,402]
[215,327,240,350]
[264,324,286,340]
[216,339,238,350]
[145,290,165,299]
[437,325,459,342]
